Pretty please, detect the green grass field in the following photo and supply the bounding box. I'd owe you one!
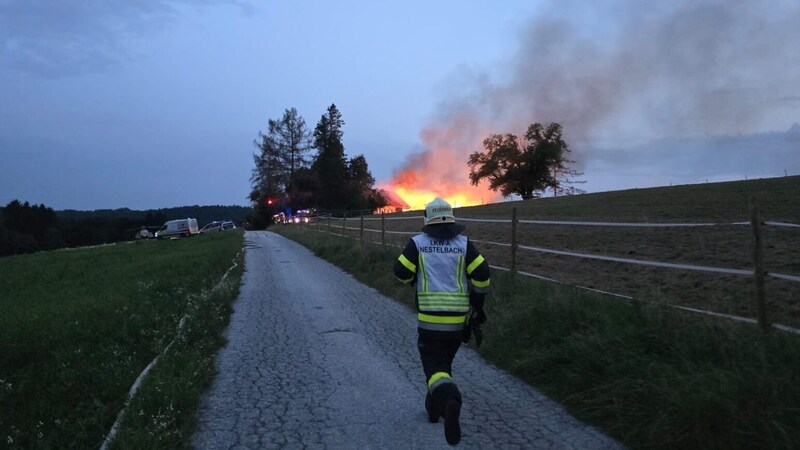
[328,176,800,329]
[275,177,800,449]
[0,231,243,449]
[2,176,797,449]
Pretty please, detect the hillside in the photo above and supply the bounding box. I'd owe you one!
[465,175,800,222]
[347,175,800,329]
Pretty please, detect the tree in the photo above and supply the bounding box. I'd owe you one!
[252,103,384,218]
[345,154,385,211]
[468,122,584,199]
[526,123,586,197]
[347,155,374,198]
[311,104,349,210]
[294,104,386,213]
[287,166,318,210]
[250,131,283,204]
[270,107,312,185]
[0,200,63,255]
[250,108,312,225]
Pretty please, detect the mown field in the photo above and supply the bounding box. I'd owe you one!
[323,176,800,330]
[0,231,244,449]
[276,199,800,450]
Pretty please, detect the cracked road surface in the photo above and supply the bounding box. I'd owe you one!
[191,231,623,449]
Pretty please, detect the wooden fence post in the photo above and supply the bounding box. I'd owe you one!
[360,215,364,248]
[381,213,386,245]
[341,214,346,234]
[327,215,331,234]
[750,197,768,332]
[511,207,518,275]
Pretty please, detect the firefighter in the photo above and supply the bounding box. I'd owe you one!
[394,197,490,446]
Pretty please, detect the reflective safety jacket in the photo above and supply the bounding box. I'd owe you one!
[394,231,490,334]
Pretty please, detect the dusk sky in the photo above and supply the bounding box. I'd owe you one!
[1,0,798,211]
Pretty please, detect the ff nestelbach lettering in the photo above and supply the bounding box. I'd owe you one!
[418,240,465,254]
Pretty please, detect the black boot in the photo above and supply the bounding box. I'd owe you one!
[443,398,462,446]
[425,392,439,423]
[432,383,462,446]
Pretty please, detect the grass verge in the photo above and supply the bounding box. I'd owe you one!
[0,231,243,449]
[275,225,800,450]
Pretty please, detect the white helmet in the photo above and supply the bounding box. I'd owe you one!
[424,197,455,225]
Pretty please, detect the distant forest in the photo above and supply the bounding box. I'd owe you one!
[0,200,252,257]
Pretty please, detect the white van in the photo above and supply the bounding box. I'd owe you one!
[155,218,199,239]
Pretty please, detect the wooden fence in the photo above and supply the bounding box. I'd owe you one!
[298,200,800,334]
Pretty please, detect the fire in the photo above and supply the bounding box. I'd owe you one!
[384,151,495,211]
[391,185,487,211]
[381,112,500,211]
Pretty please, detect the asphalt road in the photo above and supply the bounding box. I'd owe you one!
[191,231,623,449]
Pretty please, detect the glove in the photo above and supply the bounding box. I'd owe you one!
[469,292,487,323]
[469,292,485,310]
[462,306,486,347]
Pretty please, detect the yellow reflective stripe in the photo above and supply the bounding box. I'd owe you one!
[419,295,469,310]
[398,254,416,273]
[418,283,468,311]
[456,255,465,293]
[419,253,428,292]
[420,307,469,313]
[419,297,469,306]
[467,255,485,274]
[428,371,452,388]
[395,275,414,284]
[418,292,469,298]
[419,301,469,307]
[418,313,468,324]
[419,301,468,307]
[470,278,490,288]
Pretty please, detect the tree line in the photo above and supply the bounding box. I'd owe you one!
[0,200,150,256]
[248,104,585,228]
[0,201,250,257]
[249,104,386,227]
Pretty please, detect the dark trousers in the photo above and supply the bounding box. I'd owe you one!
[418,333,463,410]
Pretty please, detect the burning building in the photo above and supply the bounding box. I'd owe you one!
[381,113,500,211]
[374,189,410,214]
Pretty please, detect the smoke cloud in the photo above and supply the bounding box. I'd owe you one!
[393,0,800,190]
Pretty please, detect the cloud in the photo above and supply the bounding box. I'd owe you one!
[0,0,252,78]
[400,0,800,189]
[490,0,800,140]
[587,124,800,185]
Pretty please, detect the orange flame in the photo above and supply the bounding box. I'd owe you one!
[382,113,499,211]
[387,175,491,211]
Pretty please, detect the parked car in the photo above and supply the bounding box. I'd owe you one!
[221,221,236,230]
[135,226,154,240]
[199,221,223,233]
[155,218,199,238]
